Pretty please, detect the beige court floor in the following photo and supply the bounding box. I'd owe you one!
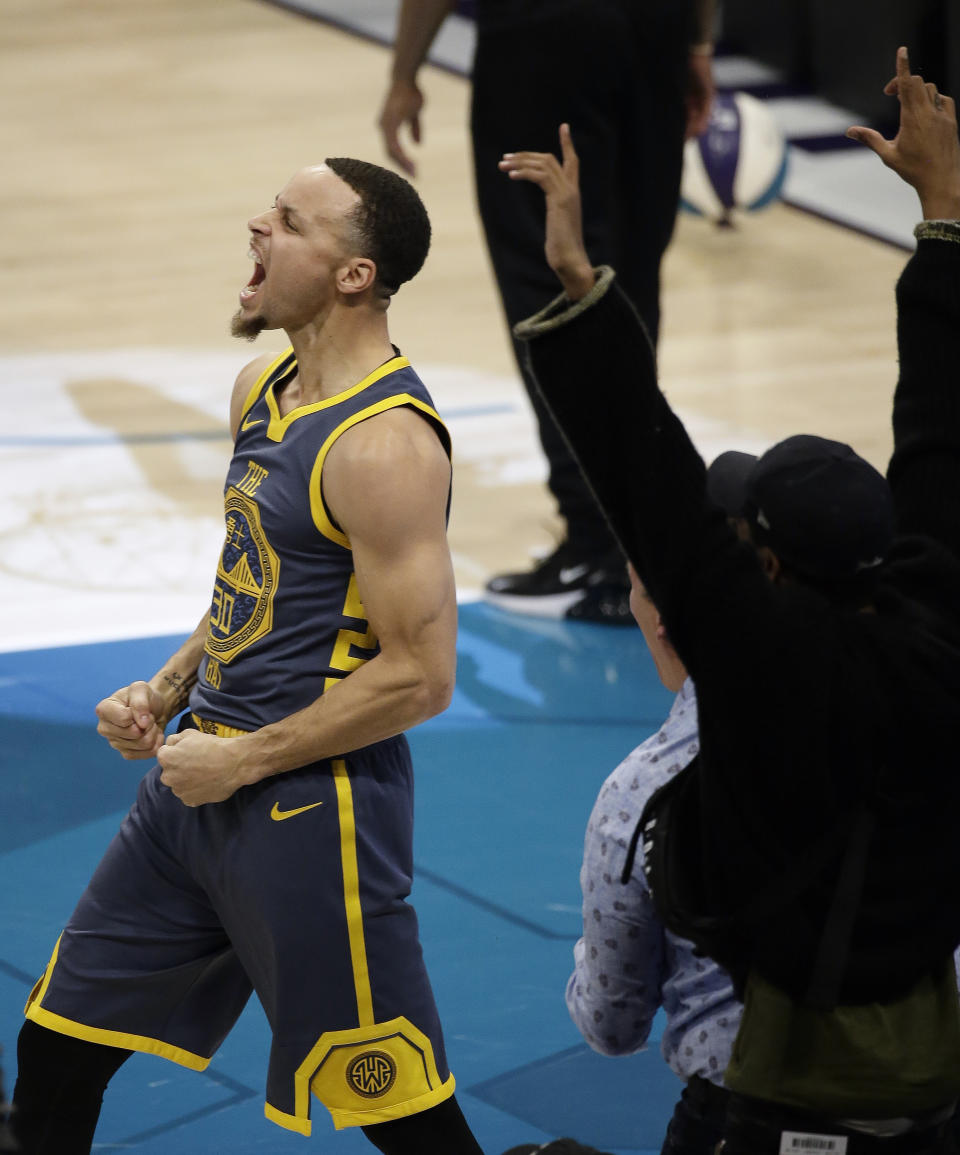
[1,0,912,644]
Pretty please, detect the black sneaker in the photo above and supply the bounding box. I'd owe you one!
[484,542,634,626]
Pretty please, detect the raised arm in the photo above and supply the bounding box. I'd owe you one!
[846,47,960,222]
[848,48,960,553]
[500,126,739,639]
[378,0,457,177]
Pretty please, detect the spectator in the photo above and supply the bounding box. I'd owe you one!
[502,46,960,1153]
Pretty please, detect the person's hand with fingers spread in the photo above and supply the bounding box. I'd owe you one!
[499,124,596,301]
[847,45,960,220]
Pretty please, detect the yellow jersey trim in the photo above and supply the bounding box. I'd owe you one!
[238,349,293,428]
[264,356,412,442]
[25,936,210,1071]
[308,394,447,547]
[332,759,375,1028]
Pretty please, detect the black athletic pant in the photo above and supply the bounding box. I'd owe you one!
[470,0,691,552]
[10,1020,132,1154]
[661,1075,729,1155]
[12,1020,484,1154]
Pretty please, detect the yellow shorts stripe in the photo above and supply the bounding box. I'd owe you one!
[332,758,375,1029]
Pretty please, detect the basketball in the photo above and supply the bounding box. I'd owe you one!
[681,91,789,223]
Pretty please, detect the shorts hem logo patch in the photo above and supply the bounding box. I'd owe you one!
[346,1051,397,1098]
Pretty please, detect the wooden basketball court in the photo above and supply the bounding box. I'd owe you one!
[2,0,910,628]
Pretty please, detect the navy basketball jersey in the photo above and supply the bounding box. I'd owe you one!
[189,350,450,733]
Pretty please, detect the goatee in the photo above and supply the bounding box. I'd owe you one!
[231,310,267,341]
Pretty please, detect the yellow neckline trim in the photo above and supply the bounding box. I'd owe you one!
[238,349,295,427]
[265,354,411,442]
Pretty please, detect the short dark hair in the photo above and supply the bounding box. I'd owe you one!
[324,157,431,296]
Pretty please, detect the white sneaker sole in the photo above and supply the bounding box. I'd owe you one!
[481,588,585,618]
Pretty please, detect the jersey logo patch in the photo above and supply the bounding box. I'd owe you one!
[269,801,323,822]
[346,1051,397,1098]
[205,486,280,664]
[240,413,264,431]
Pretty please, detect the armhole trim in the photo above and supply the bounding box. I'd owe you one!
[308,396,448,547]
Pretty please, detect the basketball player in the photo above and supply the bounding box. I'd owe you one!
[8,159,483,1154]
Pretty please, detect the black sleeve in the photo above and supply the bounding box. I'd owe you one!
[514,268,776,671]
[516,267,845,849]
[887,224,960,556]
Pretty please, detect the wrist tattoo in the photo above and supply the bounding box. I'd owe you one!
[162,671,196,714]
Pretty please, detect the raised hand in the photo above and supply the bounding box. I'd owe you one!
[499,123,596,300]
[847,46,960,221]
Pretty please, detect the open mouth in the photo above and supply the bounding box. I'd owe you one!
[239,248,265,302]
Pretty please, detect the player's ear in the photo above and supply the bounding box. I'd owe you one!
[337,257,377,296]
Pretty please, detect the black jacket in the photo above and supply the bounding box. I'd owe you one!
[515,225,960,1005]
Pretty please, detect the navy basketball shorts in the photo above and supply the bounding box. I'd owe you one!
[25,730,455,1136]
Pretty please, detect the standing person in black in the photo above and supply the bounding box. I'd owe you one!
[378,0,714,624]
[498,48,960,1153]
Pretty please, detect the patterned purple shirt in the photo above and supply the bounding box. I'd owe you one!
[565,680,741,1085]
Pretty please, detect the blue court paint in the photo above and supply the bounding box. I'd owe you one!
[0,603,679,1152]
[470,1042,679,1151]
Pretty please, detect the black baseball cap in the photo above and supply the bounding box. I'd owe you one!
[706,434,895,580]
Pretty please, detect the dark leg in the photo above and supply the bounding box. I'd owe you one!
[660,1078,729,1155]
[361,1094,484,1154]
[10,1020,131,1155]
[470,2,688,553]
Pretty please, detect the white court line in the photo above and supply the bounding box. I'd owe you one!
[0,351,772,652]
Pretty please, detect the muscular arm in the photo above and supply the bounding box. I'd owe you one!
[378,0,457,175]
[246,407,456,767]
[158,407,457,804]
